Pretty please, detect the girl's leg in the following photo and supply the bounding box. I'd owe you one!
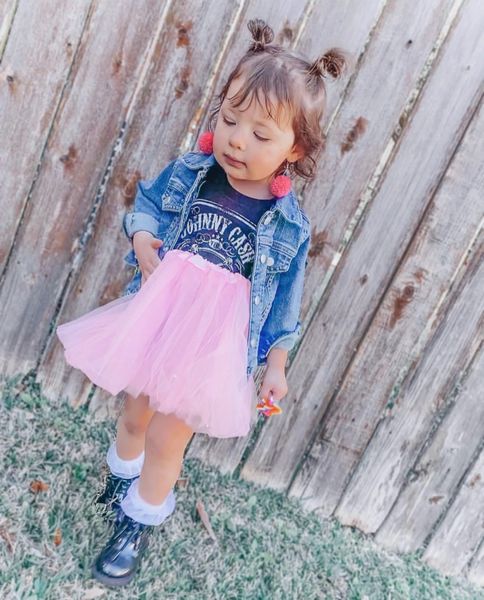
[116,393,156,459]
[138,411,194,504]
[104,393,155,479]
[93,412,194,584]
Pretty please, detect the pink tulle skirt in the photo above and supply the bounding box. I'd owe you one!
[56,249,257,438]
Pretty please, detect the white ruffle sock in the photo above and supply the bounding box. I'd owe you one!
[120,478,176,526]
[106,441,145,478]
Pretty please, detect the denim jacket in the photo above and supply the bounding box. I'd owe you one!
[121,150,311,376]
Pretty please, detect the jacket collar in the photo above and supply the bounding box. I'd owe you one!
[180,151,303,227]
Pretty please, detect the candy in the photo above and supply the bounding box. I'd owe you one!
[256,392,282,416]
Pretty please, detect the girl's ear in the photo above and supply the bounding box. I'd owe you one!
[288,142,304,163]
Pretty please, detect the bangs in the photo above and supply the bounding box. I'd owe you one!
[226,67,297,129]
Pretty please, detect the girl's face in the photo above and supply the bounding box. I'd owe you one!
[212,77,303,199]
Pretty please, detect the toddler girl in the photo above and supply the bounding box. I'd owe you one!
[56,18,347,588]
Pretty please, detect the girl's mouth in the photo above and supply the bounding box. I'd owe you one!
[224,153,245,167]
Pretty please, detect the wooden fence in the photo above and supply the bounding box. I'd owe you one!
[1,0,483,587]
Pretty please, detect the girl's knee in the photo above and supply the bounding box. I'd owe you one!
[145,412,193,456]
[123,393,150,415]
[121,415,148,437]
[120,394,154,435]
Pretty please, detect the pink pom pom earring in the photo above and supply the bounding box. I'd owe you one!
[198,130,214,154]
[269,160,292,198]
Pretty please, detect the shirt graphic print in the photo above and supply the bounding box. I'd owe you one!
[172,161,277,279]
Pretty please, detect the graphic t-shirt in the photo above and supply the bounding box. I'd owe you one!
[172,161,277,279]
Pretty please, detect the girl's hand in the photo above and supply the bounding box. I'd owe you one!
[132,231,164,286]
[259,364,288,404]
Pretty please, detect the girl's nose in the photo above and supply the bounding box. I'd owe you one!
[229,131,245,151]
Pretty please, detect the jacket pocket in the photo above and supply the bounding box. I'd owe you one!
[266,243,296,273]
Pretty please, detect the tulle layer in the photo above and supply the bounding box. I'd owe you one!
[56,249,257,438]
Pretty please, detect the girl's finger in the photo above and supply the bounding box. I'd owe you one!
[146,261,159,275]
[149,258,162,271]
[269,390,283,403]
[259,390,271,402]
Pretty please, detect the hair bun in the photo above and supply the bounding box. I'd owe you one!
[308,47,349,80]
[247,18,274,52]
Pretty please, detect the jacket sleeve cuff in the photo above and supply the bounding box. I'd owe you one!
[123,212,160,239]
[266,322,301,354]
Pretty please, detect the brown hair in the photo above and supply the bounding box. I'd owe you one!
[208,18,350,181]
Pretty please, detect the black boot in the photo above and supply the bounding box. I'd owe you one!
[91,512,154,587]
[94,470,139,524]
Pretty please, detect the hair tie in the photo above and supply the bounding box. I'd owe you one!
[308,48,347,80]
[247,18,274,53]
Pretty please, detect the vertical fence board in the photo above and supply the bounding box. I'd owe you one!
[0,0,91,268]
[375,342,484,553]
[0,0,19,61]
[0,1,166,376]
[185,0,320,471]
[335,235,483,532]
[422,440,484,578]
[290,94,484,515]
[241,0,480,494]
[187,0,386,473]
[37,0,241,409]
[468,536,484,587]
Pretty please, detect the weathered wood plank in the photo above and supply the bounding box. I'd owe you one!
[375,341,484,553]
[291,92,484,516]
[241,0,471,491]
[422,436,484,578]
[0,0,18,61]
[186,0,386,474]
[185,1,321,473]
[296,0,458,328]
[0,1,90,268]
[38,0,243,408]
[468,534,484,587]
[335,233,483,530]
[0,1,167,377]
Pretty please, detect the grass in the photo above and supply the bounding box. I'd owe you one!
[0,373,482,600]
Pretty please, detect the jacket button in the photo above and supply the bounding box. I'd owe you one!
[254,295,260,304]
[266,256,274,267]
[250,338,256,348]
[260,254,266,263]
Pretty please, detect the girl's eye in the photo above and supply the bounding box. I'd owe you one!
[222,116,269,142]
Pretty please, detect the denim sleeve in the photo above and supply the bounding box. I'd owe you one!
[122,158,177,239]
[264,223,311,355]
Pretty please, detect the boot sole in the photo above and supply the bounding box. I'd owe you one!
[91,562,138,588]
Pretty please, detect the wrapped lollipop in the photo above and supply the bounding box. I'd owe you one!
[256,392,282,417]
